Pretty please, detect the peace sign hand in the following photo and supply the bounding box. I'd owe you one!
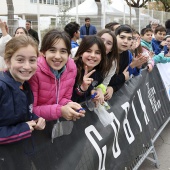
[80,66,96,91]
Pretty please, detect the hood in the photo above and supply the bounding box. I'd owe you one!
[0,71,22,90]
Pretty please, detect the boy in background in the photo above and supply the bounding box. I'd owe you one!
[152,25,167,55]
[64,22,80,49]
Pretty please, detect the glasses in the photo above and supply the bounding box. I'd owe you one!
[132,37,140,41]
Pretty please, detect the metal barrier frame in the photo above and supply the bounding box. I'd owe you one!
[132,116,170,170]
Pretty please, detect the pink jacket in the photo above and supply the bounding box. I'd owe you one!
[29,56,77,120]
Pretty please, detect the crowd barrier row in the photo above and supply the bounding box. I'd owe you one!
[0,66,170,170]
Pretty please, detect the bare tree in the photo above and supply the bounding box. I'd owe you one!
[6,0,14,35]
[124,0,149,29]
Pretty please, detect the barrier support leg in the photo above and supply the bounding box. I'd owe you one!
[146,140,160,169]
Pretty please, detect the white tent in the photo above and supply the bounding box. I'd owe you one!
[66,0,136,17]
[66,0,98,16]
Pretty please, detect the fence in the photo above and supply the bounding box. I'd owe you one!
[0,66,170,170]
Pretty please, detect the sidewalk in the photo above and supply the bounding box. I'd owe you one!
[139,122,170,170]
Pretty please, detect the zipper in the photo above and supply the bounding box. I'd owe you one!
[55,77,60,104]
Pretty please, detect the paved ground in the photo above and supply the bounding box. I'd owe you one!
[139,122,170,170]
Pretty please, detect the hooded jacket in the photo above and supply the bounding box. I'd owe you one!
[29,56,77,121]
[0,71,38,144]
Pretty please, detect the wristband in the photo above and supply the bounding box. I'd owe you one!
[75,85,86,96]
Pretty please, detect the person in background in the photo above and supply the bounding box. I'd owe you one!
[26,20,39,44]
[131,29,154,72]
[72,35,108,105]
[152,25,167,55]
[165,19,170,35]
[80,17,97,39]
[153,35,170,64]
[150,19,159,37]
[64,21,80,58]
[0,20,29,69]
[0,19,11,59]
[29,29,85,121]
[105,22,120,32]
[0,35,45,144]
[64,21,80,49]
[108,25,146,92]
[140,28,155,68]
[97,29,119,100]
[14,27,28,36]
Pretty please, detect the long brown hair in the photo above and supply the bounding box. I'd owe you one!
[97,29,119,73]
[74,35,108,85]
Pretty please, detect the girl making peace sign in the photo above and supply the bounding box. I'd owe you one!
[72,35,108,105]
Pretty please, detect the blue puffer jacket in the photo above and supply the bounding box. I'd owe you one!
[0,71,38,144]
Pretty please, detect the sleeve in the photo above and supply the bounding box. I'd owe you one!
[128,51,140,76]
[153,53,170,64]
[102,60,117,87]
[0,85,31,144]
[34,31,39,44]
[94,26,97,34]
[0,123,31,144]
[152,41,162,55]
[80,27,85,39]
[0,34,12,57]
[108,73,126,92]
[71,84,85,103]
[29,74,62,121]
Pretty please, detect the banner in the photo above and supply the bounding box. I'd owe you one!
[0,67,170,170]
[157,63,170,101]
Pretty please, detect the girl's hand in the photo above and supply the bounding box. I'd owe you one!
[149,51,155,58]
[92,88,104,105]
[104,86,114,101]
[61,102,85,121]
[34,117,46,130]
[26,120,36,132]
[80,66,96,91]
[131,54,147,68]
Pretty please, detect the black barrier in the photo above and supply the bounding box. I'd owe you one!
[0,67,170,170]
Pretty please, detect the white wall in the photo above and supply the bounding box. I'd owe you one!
[0,0,59,16]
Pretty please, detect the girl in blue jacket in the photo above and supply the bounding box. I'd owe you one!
[0,35,45,144]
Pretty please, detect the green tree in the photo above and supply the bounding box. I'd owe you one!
[159,0,170,12]
[6,0,14,35]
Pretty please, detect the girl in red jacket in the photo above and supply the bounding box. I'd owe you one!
[29,29,85,121]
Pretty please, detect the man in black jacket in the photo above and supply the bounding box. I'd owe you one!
[26,20,39,44]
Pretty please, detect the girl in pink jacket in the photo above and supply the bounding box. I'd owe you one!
[29,29,85,121]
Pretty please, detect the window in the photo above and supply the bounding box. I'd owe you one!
[30,0,37,3]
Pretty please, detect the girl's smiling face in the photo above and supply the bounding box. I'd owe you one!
[6,45,37,84]
[82,43,102,71]
[100,33,113,55]
[44,38,69,71]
